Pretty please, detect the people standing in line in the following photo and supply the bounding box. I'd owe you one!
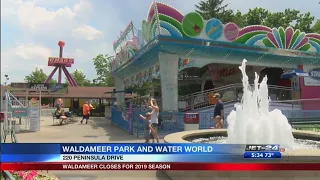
[212,93,224,129]
[81,101,90,124]
[140,112,155,143]
[149,98,160,143]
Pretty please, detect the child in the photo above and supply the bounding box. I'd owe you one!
[140,112,155,143]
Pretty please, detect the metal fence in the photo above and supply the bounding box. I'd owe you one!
[111,98,320,138]
[1,99,42,134]
[178,83,292,111]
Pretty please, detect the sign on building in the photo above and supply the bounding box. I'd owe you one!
[29,83,49,90]
[304,68,320,86]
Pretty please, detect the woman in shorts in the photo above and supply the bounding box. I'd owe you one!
[140,112,155,143]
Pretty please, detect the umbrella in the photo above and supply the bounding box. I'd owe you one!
[280,69,309,79]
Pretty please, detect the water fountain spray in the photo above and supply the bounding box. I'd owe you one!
[226,59,294,149]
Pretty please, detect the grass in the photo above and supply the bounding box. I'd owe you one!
[294,124,320,132]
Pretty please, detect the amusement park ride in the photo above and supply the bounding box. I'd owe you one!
[110,2,320,111]
[1,41,77,144]
[44,41,78,86]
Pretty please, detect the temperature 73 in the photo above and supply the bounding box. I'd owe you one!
[264,152,274,158]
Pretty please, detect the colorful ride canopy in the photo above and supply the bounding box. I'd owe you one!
[111,2,320,87]
[141,2,320,53]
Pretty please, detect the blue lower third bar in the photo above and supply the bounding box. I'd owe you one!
[243,152,282,159]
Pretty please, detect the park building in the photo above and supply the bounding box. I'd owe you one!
[1,84,136,117]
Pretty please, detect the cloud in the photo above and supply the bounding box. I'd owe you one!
[2,43,52,65]
[2,0,74,29]
[0,0,108,83]
[1,43,53,82]
[1,0,97,39]
[19,3,75,30]
[73,0,92,14]
[13,43,52,60]
[1,0,19,18]
[0,0,221,84]
[72,25,104,40]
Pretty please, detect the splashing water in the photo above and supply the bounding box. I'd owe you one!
[226,59,294,149]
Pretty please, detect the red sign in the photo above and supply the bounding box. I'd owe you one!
[13,110,27,114]
[48,57,74,67]
[184,113,199,124]
[0,112,4,121]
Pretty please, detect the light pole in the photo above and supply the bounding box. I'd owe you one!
[4,75,9,86]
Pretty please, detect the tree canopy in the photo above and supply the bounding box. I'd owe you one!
[312,19,320,33]
[92,54,115,86]
[195,0,231,22]
[195,0,317,33]
[25,68,57,83]
[66,69,91,86]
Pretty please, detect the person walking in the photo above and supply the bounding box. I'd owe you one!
[149,98,160,143]
[140,112,155,143]
[81,101,90,124]
[212,93,224,129]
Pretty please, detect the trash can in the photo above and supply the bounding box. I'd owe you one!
[184,113,199,131]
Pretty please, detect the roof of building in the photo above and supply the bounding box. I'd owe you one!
[1,85,136,99]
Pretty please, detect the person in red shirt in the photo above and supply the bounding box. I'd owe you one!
[81,101,90,124]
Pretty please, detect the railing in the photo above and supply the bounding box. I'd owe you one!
[277,98,320,115]
[111,99,320,138]
[178,83,292,111]
[1,100,29,111]
[11,100,29,107]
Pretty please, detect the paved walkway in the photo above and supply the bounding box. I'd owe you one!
[15,116,169,180]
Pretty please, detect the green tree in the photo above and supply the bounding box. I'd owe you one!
[130,82,161,96]
[231,10,247,27]
[25,68,57,83]
[66,69,91,86]
[244,8,270,26]
[243,8,314,32]
[93,54,115,86]
[294,12,315,33]
[312,19,320,33]
[263,9,299,28]
[194,0,316,32]
[195,0,231,23]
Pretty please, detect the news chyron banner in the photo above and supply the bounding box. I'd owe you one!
[1,143,318,171]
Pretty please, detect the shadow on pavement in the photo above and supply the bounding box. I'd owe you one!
[15,130,37,134]
[156,171,172,180]
[52,171,172,180]
[88,117,142,142]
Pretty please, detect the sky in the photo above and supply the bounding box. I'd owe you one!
[1,0,319,83]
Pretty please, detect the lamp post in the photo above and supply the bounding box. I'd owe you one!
[4,75,9,86]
